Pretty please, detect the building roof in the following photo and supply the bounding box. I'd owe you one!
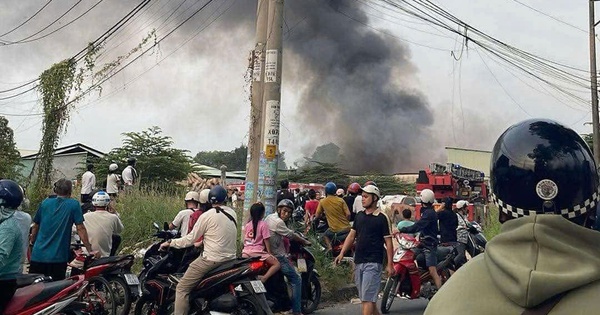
[445,146,492,154]
[21,143,105,159]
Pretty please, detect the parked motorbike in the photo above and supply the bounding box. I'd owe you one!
[70,241,141,315]
[264,234,321,314]
[466,221,487,258]
[380,233,457,314]
[4,274,88,315]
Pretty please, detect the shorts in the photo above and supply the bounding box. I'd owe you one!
[354,263,382,302]
[424,246,438,267]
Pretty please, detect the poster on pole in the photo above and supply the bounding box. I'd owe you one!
[263,100,280,148]
[264,49,278,83]
[252,50,263,82]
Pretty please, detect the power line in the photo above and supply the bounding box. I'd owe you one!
[0,0,54,38]
[508,0,587,34]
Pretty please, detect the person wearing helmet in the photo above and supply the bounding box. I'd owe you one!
[265,199,312,315]
[399,188,442,289]
[82,191,124,257]
[160,185,237,315]
[80,164,96,203]
[169,191,200,237]
[334,185,395,315]
[336,188,345,197]
[453,200,469,268]
[345,182,361,222]
[121,157,138,190]
[187,189,211,233]
[316,182,351,252]
[425,119,600,315]
[106,163,120,198]
[276,179,296,208]
[353,180,377,214]
[0,179,26,313]
[30,179,99,281]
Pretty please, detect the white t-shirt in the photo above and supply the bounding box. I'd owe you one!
[122,166,136,186]
[353,195,365,213]
[83,210,124,257]
[13,210,32,271]
[172,209,194,237]
[106,174,120,194]
[171,206,237,262]
[81,171,96,194]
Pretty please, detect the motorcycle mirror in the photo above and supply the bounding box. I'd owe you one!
[164,222,169,231]
[153,222,160,231]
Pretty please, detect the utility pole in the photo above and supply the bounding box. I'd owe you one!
[257,0,284,216]
[590,0,600,164]
[243,0,269,227]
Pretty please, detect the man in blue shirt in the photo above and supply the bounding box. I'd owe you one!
[29,179,97,280]
[0,179,26,314]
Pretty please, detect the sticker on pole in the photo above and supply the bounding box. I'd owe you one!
[266,144,276,160]
[265,49,278,83]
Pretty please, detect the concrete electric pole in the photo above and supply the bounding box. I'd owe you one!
[590,0,600,163]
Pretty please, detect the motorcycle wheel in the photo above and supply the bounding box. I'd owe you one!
[134,295,165,315]
[108,276,132,315]
[302,273,321,314]
[82,276,117,315]
[234,295,266,315]
[380,276,399,314]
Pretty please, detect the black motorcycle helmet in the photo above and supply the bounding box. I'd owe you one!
[490,119,599,227]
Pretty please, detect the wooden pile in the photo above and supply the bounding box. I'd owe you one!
[185,173,221,192]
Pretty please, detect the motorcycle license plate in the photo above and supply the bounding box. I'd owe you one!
[250,280,267,293]
[124,273,140,285]
[297,258,307,272]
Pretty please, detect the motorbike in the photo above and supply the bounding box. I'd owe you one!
[4,274,88,315]
[70,240,141,315]
[380,233,457,314]
[466,221,487,258]
[135,223,272,315]
[264,234,321,314]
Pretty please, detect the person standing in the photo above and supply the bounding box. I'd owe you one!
[159,186,237,315]
[106,163,120,198]
[80,164,96,203]
[14,189,32,273]
[231,188,239,209]
[453,200,469,268]
[30,179,98,280]
[437,197,458,244]
[425,119,600,314]
[121,157,138,191]
[304,189,319,228]
[334,185,394,315]
[83,191,124,257]
[276,179,296,207]
[0,180,26,313]
[345,183,361,222]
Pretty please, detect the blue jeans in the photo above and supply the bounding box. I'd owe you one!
[276,255,302,313]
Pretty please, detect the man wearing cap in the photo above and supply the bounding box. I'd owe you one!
[170,191,201,237]
[335,185,394,315]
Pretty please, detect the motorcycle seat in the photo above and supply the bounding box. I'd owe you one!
[15,274,46,288]
[331,230,350,243]
[88,254,134,268]
[414,246,454,268]
[204,258,254,279]
[4,279,76,315]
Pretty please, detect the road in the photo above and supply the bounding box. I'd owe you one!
[316,298,428,315]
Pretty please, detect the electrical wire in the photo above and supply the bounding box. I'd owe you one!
[0,0,54,38]
[508,0,587,34]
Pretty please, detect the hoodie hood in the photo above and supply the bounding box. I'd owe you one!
[485,214,600,308]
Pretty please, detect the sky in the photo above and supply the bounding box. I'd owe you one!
[0,0,594,173]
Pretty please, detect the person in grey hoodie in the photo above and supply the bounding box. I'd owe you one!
[425,119,600,315]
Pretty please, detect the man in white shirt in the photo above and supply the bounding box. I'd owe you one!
[15,194,32,272]
[80,164,96,203]
[231,188,238,209]
[106,163,120,198]
[121,157,138,190]
[169,191,200,237]
[84,191,124,257]
[159,185,237,315]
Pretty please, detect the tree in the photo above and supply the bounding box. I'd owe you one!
[0,116,21,179]
[194,144,287,171]
[584,133,593,154]
[301,143,344,168]
[287,162,350,186]
[95,126,192,186]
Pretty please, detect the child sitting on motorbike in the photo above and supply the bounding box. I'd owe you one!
[242,202,280,283]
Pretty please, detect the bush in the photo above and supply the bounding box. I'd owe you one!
[483,203,502,240]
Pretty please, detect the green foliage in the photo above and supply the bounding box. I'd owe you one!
[0,116,21,179]
[353,174,415,196]
[483,203,502,240]
[584,133,593,154]
[194,144,287,171]
[302,143,344,167]
[95,126,192,186]
[287,162,350,186]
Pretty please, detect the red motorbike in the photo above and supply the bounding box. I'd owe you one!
[4,274,88,315]
[380,233,457,314]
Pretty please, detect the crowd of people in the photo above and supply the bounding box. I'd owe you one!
[3,118,600,315]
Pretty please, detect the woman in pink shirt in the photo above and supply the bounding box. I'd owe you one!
[242,202,280,283]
